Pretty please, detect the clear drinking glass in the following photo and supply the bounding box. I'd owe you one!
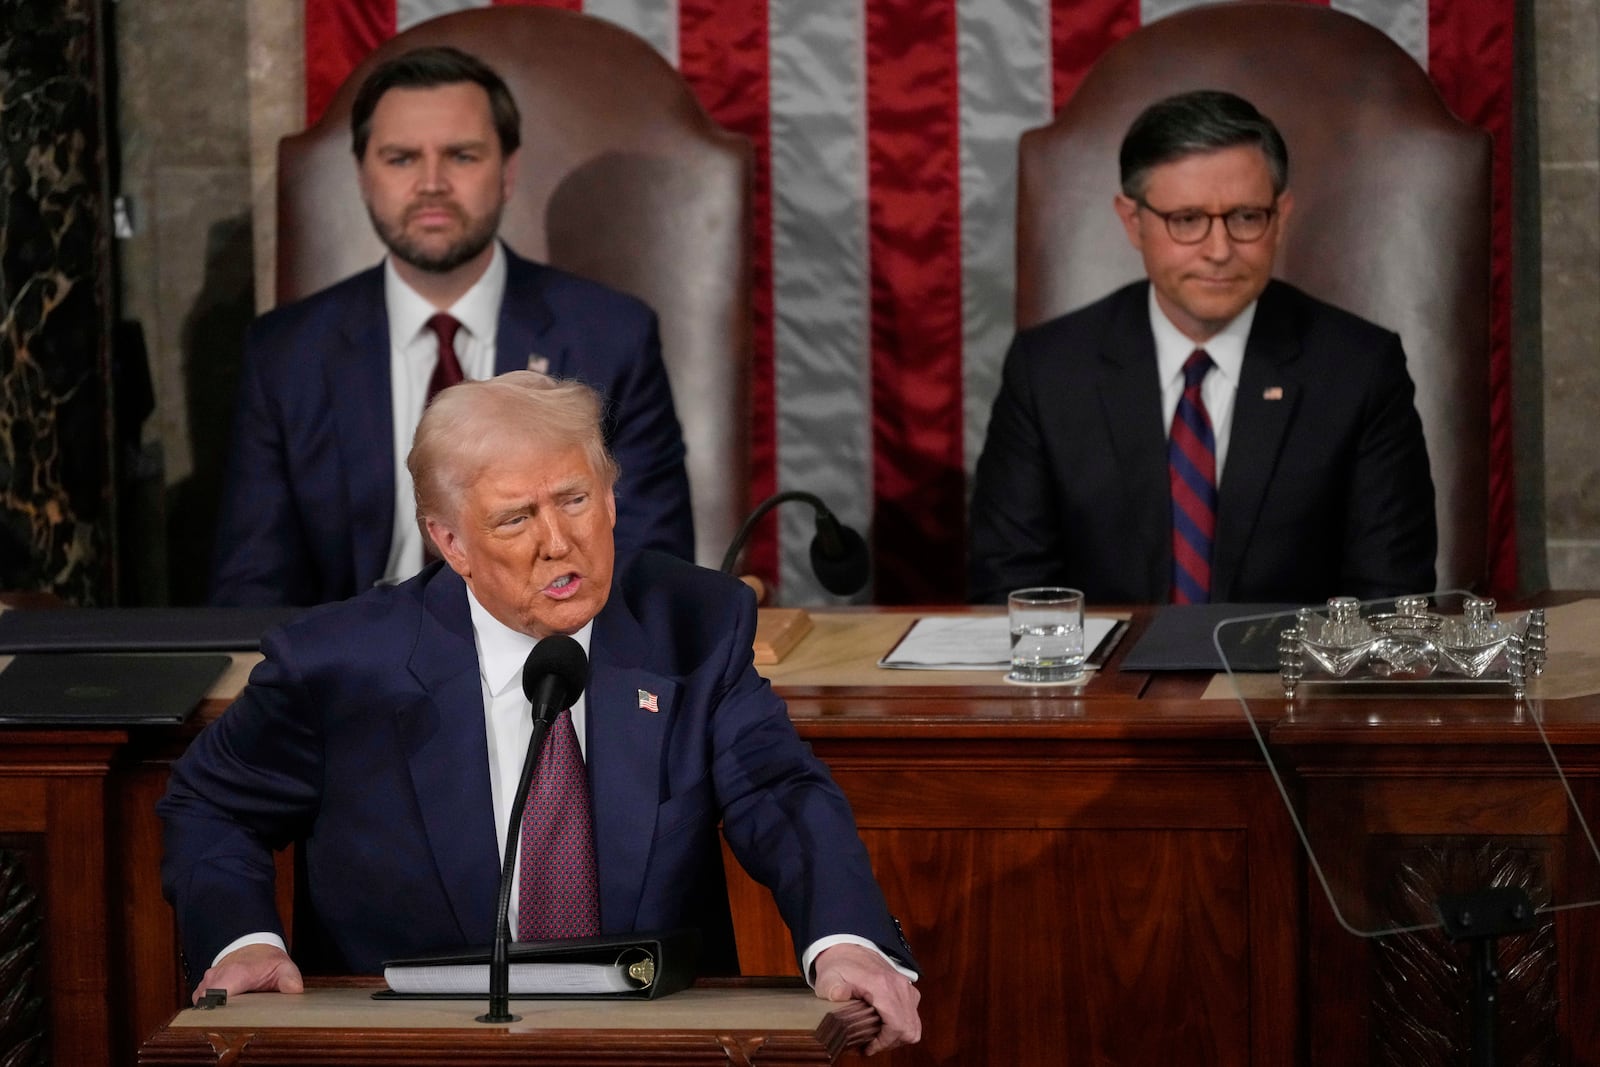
[1007,587,1086,685]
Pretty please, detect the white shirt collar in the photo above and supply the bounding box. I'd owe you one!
[383,240,507,355]
[1148,284,1256,389]
[465,583,595,699]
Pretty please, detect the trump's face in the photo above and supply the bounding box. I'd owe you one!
[357,81,516,279]
[1113,144,1292,344]
[427,441,616,640]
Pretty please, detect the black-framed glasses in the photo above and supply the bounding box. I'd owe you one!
[1137,201,1278,244]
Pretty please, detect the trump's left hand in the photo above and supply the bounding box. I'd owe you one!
[812,943,921,1055]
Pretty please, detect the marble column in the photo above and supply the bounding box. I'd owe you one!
[0,0,115,604]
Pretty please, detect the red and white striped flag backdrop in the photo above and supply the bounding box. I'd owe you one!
[305,0,1517,605]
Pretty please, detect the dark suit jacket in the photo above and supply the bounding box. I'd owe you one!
[160,553,912,979]
[209,247,693,606]
[969,280,1436,604]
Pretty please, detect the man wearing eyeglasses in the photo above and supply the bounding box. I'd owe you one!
[969,89,1436,605]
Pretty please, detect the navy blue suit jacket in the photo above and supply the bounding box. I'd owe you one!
[161,553,911,979]
[969,280,1436,604]
[209,247,693,606]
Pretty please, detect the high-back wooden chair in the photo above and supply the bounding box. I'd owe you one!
[276,6,752,569]
[1017,1,1490,590]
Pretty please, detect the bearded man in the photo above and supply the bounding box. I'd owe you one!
[209,46,693,607]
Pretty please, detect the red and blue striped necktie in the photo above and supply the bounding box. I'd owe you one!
[1169,350,1216,604]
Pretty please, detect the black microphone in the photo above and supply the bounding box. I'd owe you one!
[479,635,588,1024]
[719,490,871,597]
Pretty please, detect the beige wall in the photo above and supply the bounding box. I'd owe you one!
[1538,0,1600,587]
[114,0,1600,601]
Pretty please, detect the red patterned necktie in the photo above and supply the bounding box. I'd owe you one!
[424,312,465,401]
[1169,349,1217,604]
[516,708,600,940]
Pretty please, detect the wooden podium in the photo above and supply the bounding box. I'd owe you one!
[137,979,875,1065]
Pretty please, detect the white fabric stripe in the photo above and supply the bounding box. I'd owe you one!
[1139,0,1206,25]
[1333,0,1427,67]
[769,0,872,605]
[397,0,484,33]
[584,0,680,67]
[959,0,1053,482]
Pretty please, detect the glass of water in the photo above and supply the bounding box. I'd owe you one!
[1006,587,1086,685]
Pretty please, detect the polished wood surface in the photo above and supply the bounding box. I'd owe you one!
[137,979,873,1065]
[5,601,1600,1064]
[0,727,124,1067]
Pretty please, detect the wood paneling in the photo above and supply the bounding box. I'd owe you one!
[8,604,1600,1064]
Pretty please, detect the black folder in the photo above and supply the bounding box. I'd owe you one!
[376,928,701,1001]
[1120,604,1301,672]
[0,652,231,725]
[0,606,302,653]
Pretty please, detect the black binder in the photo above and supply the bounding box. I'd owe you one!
[375,928,701,1001]
[1120,603,1301,671]
[0,606,302,653]
[0,652,231,725]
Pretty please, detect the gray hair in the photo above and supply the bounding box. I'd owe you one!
[408,371,619,538]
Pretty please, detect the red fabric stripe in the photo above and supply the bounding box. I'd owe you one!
[1051,0,1140,111]
[1173,538,1210,581]
[1171,424,1214,476]
[866,0,966,604]
[677,0,776,586]
[1429,0,1519,597]
[305,0,394,124]
[1171,480,1215,538]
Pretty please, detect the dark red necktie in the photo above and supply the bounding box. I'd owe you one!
[424,313,465,401]
[1169,349,1217,604]
[516,708,600,940]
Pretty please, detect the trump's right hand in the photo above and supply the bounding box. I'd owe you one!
[192,943,305,1004]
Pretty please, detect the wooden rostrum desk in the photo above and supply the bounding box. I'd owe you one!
[6,603,1600,1065]
[136,978,876,1065]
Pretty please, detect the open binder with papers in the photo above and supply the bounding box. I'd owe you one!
[376,929,700,1001]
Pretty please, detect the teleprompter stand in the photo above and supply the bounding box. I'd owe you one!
[1437,887,1538,1067]
[1217,593,1600,1063]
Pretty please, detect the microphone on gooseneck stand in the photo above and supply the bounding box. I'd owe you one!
[719,490,871,598]
[478,634,589,1024]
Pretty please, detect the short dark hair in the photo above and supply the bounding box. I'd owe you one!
[350,45,522,159]
[1118,90,1288,199]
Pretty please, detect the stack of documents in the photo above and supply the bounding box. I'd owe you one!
[878,615,1124,670]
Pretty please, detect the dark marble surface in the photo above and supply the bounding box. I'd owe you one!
[0,0,114,603]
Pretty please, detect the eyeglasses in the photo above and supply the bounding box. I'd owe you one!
[1137,201,1278,244]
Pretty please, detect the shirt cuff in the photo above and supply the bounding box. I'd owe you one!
[801,934,920,987]
[211,931,288,968]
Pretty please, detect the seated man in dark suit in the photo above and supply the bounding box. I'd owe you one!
[161,372,920,1056]
[970,90,1436,605]
[210,45,693,607]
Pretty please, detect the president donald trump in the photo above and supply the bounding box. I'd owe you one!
[160,372,920,1055]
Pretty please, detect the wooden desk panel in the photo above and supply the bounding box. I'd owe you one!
[0,729,124,1067]
[8,603,1600,1065]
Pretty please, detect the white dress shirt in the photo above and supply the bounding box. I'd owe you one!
[382,243,507,583]
[464,591,913,982]
[1149,286,1257,483]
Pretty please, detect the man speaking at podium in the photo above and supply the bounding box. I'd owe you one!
[160,373,920,1055]
[970,90,1436,605]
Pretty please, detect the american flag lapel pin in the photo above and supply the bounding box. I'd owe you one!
[527,354,550,375]
[1262,386,1284,401]
[637,689,659,713]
